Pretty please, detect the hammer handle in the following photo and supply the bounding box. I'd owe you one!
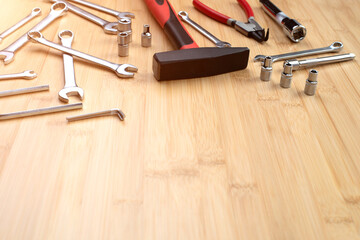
[145,0,199,49]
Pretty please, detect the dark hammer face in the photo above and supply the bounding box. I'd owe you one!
[153,47,250,81]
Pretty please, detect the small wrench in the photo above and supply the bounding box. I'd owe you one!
[58,30,84,103]
[0,70,37,81]
[178,11,231,48]
[67,0,135,20]
[0,7,42,43]
[0,2,68,65]
[28,31,138,78]
[285,53,356,71]
[254,42,344,63]
[49,0,118,34]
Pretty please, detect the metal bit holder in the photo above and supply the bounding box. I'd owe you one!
[141,24,152,48]
[304,70,318,96]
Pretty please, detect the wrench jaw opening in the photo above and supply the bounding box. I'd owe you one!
[103,22,119,34]
[0,51,15,65]
[58,88,84,103]
[116,64,138,78]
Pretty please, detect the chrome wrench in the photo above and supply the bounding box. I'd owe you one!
[28,31,138,78]
[0,7,42,43]
[285,53,356,71]
[0,70,37,80]
[58,30,84,103]
[67,0,134,20]
[49,0,118,34]
[0,2,68,65]
[254,42,344,63]
[178,11,231,48]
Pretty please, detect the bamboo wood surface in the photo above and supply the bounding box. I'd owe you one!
[0,0,359,239]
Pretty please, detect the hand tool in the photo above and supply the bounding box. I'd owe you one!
[178,11,231,48]
[0,70,37,81]
[49,0,118,34]
[67,0,135,20]
[58,30,84,103]
[193,0,269,43]
[285,53,356,71]
[0,103,83,121]
[28,31,138,78]
[260,0,305,43]
[254,42,344,62]
[67,108,125,122]
[0,2,68,65]
[304,70,318,96]
[118,32,130,57]
[260,56,272,81]
[0,85,49,98]
[145,0,249,81]
[0,7,42,43]
[280,62,293,88]
[141,24,152,48]
[118,18,132,42]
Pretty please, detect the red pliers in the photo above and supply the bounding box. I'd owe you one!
[193,0,269,43]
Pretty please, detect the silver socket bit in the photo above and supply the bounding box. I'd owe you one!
[141,24,152,48]
[304,69,318,96]
[280,62,293,88]
[118,18,132,42]
[118,32,130,57]
[260,56,273,81]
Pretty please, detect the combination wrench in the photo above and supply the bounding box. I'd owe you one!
[58,30,84,103]
[67,0,135,20]
[49,0,118,34]
[0,2,68,65]
[0,70,37,81]
[0,7,42,43]
[178,11,231,48]
[254,42,344,63]
[28,31,138,78]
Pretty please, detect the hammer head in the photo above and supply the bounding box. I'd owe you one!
[153,47,249,81]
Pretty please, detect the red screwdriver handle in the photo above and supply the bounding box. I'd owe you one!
[193,0,231,24]
[237,0,254,18]
[145,0,198,49]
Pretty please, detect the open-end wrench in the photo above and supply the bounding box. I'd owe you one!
[28,31,138,78]
[254,42,344,63]
[0,70,37,80]
[0,2,68,65]
[178,11,231,48]
[58,30,84,103]
[67,0,135,20]
[0,7,42,43]
[49,0,118,34]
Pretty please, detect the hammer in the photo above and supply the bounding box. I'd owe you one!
[145,0,250,81]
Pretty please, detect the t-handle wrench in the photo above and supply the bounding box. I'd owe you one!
[28,31,138,78]
[67,0,135,19]
[178,11,231,48]
[0,8,42,43]
[58,30,84,103]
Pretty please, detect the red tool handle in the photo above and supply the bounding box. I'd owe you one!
[237,0,254,18]
[193,0,230,24]
[145,0,198,49]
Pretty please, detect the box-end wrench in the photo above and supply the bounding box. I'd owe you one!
[49,0,118,34]
[67,0,134,20]
[0,70,37,80]
[285,53,356,71]
[58,30,84,103]
[28,31,138,78]
[0,7,42,43]
[0,2,68,65]
[254,42,344,63]
[178,11,231,48]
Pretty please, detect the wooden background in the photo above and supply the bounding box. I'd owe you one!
[0,0,359,239]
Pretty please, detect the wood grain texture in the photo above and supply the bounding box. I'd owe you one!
[0,0,359,239]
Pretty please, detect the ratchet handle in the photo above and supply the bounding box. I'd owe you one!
[193,0,230,25]
[237,0,254,18]
[145,0,198,49]
[259,0,282,18]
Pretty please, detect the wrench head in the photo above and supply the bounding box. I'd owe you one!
[215,42,232,48]
[104,22,119,35]
[58,30,74,45]
[116,12,135,20]
[0,51,15,65]
[27,30,43,43]
[253,54,266,62]
[31,7,42,17]
[58,87,84,103]
[22,70,38,80]
[116,64,138,78]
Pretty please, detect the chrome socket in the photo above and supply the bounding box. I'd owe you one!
[260,56,273,81]
[304,69,318,96]
[141,24,152,48]
[118,18,132,42]
[280,62,293,88]
[118,32,130,57]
